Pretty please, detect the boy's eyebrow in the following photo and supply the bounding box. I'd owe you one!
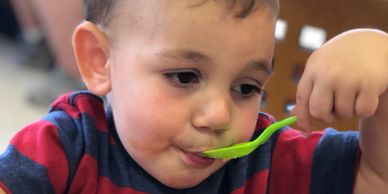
[246,59,273,76]
[158,49,211,63]
[158,49,273,75]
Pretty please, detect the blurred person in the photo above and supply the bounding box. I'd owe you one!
[0,0,19,40]
[10,0,84,106]
[9,0,52,70]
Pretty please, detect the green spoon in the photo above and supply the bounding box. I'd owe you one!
[202,116,297,159]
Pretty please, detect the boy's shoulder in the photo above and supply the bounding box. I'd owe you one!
[11,90,109,154]
[8,91,107,148]
[0,91,117,194]
[44,90,109,132]
[49,90,106,122]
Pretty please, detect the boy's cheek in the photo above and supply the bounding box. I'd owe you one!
[235,115,260,142]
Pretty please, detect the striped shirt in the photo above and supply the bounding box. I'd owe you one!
[0,91,359,194]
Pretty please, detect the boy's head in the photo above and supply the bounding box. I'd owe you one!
[83,0,279,26]
[73,0,277,189]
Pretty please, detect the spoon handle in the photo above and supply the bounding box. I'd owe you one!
[254,116,297,145]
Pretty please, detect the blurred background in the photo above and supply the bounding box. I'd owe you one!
[0,0,83,151]
[0,0,387,152]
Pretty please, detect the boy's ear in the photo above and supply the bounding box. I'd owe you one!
[73,21,111,96]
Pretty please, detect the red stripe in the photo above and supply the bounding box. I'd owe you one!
[50,92,83,121]
[109,135,117,145]
[255,114,274,132]
[11,121,69,194]
[268,129,323,194]
[0,181,11,194]
[231,169,269,194]
[50,92,72,108]
[67,154,98,193]
[73,94,109,132]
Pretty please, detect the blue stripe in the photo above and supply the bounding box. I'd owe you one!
[0,145,55,194]
[310,128,359,194]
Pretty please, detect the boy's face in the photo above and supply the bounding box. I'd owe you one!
[106,1,275,189]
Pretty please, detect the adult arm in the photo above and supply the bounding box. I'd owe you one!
[293,28,388,193]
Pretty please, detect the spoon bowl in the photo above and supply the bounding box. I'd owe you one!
[202,116,297,159]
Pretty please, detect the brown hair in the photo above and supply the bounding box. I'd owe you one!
[83,0,279,25]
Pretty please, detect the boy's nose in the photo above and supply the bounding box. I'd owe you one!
[192,96,232,132]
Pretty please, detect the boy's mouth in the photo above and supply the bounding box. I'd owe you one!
[180,149,215,168]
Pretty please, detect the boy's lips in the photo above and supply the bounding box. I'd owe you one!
[179,148,215,168]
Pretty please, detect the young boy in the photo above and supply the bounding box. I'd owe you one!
[1,0,387,193]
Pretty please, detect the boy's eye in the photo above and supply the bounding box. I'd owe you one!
[232,84,263,97]
[164,71,200,85]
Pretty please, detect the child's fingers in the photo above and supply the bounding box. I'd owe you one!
[355,88,379,118]
[309,81,335,123]
[334,86,356,119]
[295,75,314,130]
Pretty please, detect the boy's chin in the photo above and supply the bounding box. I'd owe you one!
[157,174,207,189]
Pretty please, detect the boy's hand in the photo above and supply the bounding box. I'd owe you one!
[294,29,388,131]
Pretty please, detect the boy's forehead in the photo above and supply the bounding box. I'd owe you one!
[106,0,277,34]
[109,0,276,23]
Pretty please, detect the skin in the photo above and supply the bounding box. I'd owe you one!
[73,1,276,189]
